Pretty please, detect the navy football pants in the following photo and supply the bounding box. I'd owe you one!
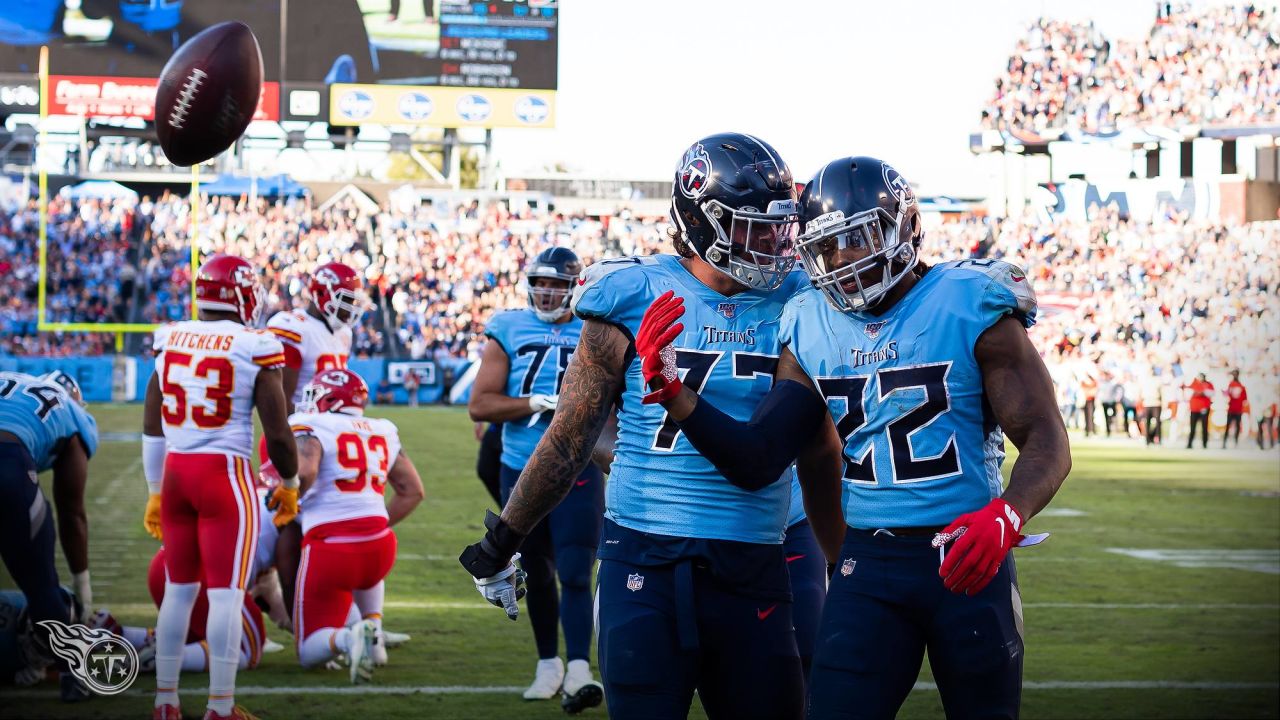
[0,442,70,663]
[597,559,804,720]
[784,519,827,681]
[500,463,603,661]
[809,527,1023,720]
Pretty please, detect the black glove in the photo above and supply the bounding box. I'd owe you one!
[459,510,527,580]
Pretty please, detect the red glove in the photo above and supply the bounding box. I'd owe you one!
[937,498,1025,596]
[636,290,686,404]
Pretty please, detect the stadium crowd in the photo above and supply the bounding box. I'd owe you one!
[4,186,1276,447]
[927,211,1279,447]
[980,4,1280,134]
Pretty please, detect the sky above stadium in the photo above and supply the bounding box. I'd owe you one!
[488,0,1166,194]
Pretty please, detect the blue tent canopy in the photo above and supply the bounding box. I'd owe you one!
[201,174,308,198]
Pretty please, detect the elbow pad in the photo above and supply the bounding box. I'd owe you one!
[142,435,166,495]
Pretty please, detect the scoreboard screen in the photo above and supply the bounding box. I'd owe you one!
[437,1,558,90]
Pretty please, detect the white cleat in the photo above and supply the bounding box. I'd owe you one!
[383,630,411,648]
[370,627,388,667]
[561,659,604,714]
[347,621,375,684]
[523,657,565,700]
[262,638,285,654]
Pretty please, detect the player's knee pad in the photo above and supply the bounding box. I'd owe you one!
[556,544,596,591]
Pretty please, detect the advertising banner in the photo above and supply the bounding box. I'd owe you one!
[48,75,280,121]
[329,83,553,128]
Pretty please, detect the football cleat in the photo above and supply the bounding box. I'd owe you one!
[59,673,92,703]
[383,629,411,648]
[153,704,182,720]
[347,621,376,684]
[561,659,604,714]
[262,638,286,654]
[203,705,259,720]
[523,657,565,700]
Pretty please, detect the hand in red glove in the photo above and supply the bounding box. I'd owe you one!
[636,290,685,404]
[937,498,1025,596]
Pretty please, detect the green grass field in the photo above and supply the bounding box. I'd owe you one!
[5,405,1279,719]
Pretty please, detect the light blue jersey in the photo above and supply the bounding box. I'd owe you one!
[485,309,583,469]
[0,373,99,471]
[572,254,809,544]
[779,260,1037,529]
[786,475,806,529]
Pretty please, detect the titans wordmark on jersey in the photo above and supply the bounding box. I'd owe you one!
[571,254,807,544]
[780,259,1037,529]
[484,308,583,469]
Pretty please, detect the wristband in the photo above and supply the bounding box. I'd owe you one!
[281,474,300,490]
[142,435,166,495]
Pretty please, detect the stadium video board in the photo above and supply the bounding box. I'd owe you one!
[0,0,282,120]
[0,1,557,125]
[286,0,558,89]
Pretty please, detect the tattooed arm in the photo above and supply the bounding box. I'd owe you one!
[502,320,629,533]
[460,319,629,579]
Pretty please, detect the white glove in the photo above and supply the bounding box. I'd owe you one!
[528,394,558,414]
[473,553,528,621]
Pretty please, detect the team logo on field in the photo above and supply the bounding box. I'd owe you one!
[678,144,712,199]
[840,559,856,577]
[626,573,645,592]
[39,620,139,695]
[715,302,738,320]
[863,321,887,340]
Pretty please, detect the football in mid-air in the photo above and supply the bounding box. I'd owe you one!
[155,21,263,167]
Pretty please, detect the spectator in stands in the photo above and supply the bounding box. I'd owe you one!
[1223,370,1248,448]
[1186,372,1214,449]
[1081,369,1099,437]
[375,377,394,405]
[1141,368,1164,445]
[403,369,420,408]
[981,5,1280,134]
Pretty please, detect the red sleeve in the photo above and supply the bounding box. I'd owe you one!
[282,343,303,370]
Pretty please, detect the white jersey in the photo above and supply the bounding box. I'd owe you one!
[291,411,401,535]
[267,310,352,404]
[153,320,286,457]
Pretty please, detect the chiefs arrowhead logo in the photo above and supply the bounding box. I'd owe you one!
[678,144,713,199]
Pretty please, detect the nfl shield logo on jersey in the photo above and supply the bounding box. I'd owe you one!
[863,321,887,340]
[626,573,645,592]
[840,559,856,577]
[715,303,739,320]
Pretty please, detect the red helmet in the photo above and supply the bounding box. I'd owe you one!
[301,368,369,415]
[195,254,265,325]
[309,262,367,330]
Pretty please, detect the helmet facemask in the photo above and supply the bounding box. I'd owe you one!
[318,286,368,331]
[526,276,574,322]
[796,206,919,313]
[695,197,798,291]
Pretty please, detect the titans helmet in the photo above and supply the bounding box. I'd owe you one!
[526,247,582,322]
[796,156,923,313]
[668,132,798,291]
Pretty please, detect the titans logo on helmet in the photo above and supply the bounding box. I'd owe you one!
[679,144,712,199]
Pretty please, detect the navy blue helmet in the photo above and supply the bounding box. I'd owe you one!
[796,156,923,313]
[526,247,582,321]
[668,132,799,291]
